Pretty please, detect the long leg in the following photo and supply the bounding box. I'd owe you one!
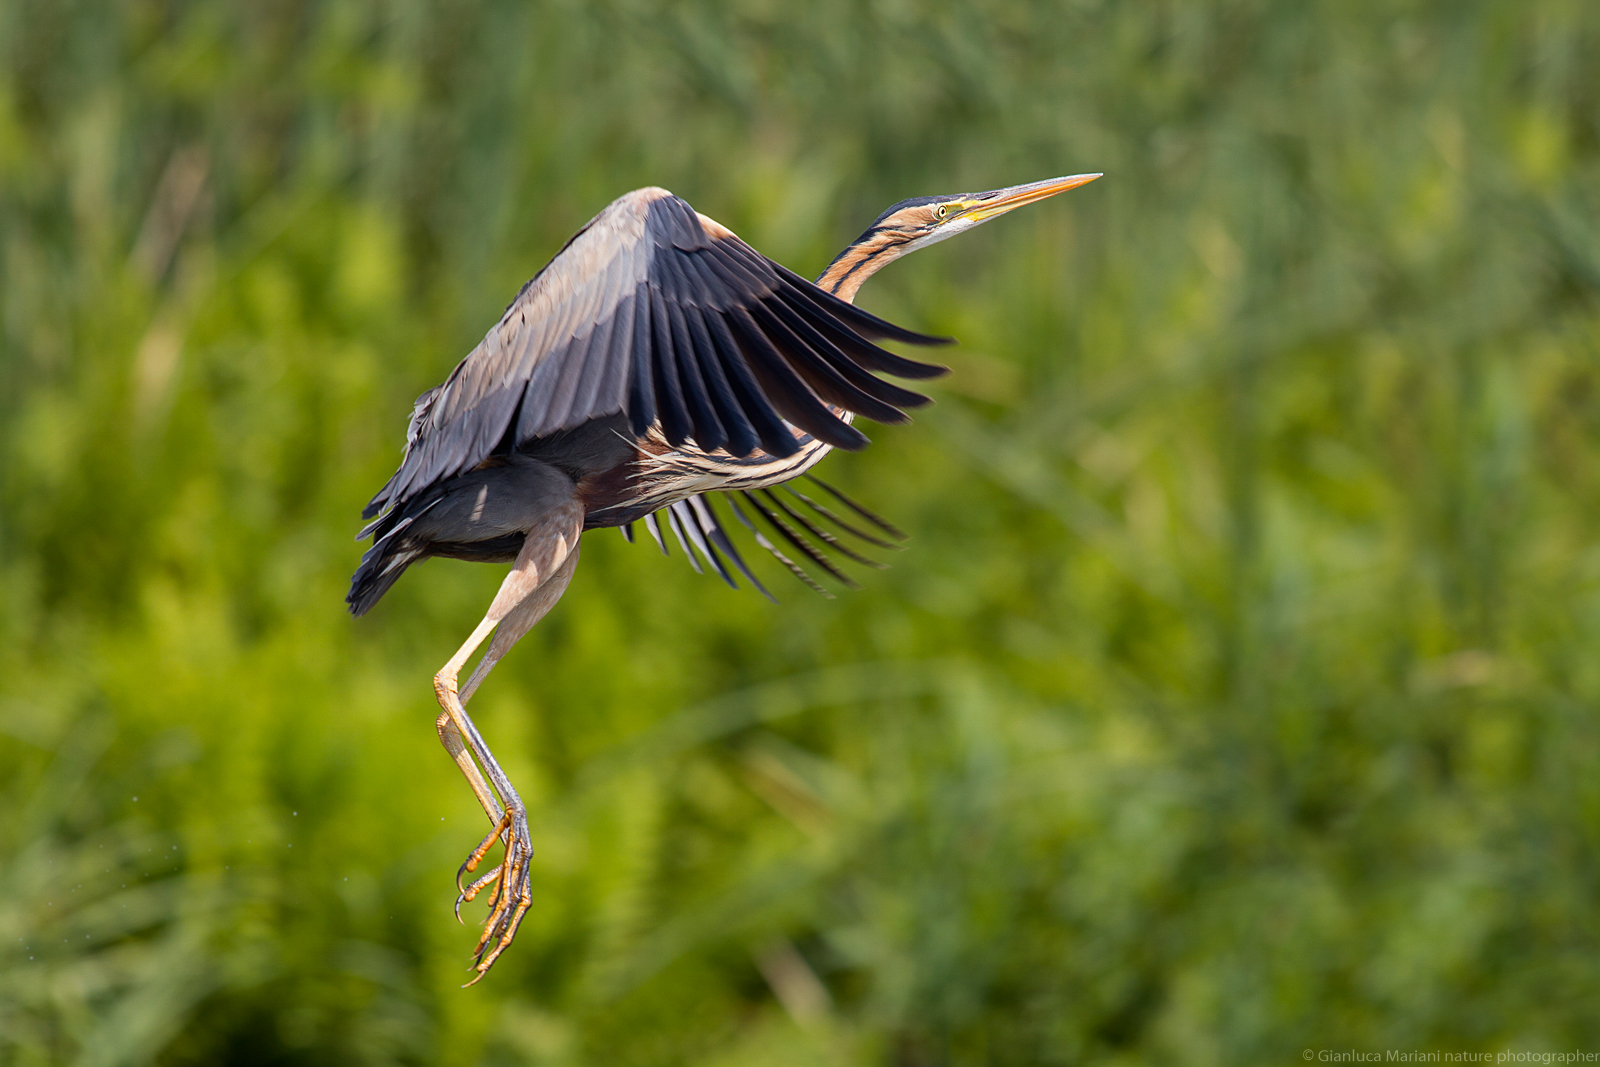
[436,712,500,823]
[448,546,581,937]
[435,517,581,821]
[432,500,582,983]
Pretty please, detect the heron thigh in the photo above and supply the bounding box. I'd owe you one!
[483,498,583,624]
[461,540,580,704]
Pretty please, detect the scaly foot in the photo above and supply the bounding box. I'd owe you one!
[455,804,535,985]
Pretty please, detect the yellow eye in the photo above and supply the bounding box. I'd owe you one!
[936,204,949,219]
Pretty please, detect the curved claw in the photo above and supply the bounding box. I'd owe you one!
[456,864,504,922]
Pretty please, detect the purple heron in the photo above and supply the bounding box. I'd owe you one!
[349,173,1101,981]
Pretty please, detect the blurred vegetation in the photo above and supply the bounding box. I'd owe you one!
[4,1,1600,1064]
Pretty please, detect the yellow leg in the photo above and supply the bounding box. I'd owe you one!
[429,501,582,984]
[436,711,501,825]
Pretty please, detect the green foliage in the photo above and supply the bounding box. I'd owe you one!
[4,1,1600,1063]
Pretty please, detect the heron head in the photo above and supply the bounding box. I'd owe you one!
[819,173,1101,298]
[879,173,1103,254]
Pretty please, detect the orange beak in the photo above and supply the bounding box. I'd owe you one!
[956,173,1103,224]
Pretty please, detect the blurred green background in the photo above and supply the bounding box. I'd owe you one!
[4,1,1600,1063]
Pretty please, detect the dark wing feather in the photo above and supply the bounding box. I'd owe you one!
[683,304,759,457]
[727,494,833,597]
[626,291,656,437]
[702,303,798,457]
[650,287,694,447]
[363,188,948,519]
[728,306,871,451]
[629,475,910,598]
[688,495,775,602]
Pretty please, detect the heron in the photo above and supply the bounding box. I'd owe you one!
[348,172,1101,981]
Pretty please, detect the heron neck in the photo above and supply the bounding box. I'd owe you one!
[816,230,910,302]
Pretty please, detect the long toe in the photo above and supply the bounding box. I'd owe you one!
[462,810,535,984]
[457,813,512,892]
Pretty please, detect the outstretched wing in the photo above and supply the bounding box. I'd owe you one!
[365,187,949,519]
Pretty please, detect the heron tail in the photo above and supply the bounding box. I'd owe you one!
[347,522,425,616]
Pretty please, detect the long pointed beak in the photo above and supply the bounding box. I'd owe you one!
[959,173,1102,224]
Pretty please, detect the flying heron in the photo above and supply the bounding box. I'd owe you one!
[349,172,1101,981]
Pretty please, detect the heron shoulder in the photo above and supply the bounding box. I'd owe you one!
[498,187,695,320]
[694,213,735,240]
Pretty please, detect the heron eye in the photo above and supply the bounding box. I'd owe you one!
[936,204,949,219]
